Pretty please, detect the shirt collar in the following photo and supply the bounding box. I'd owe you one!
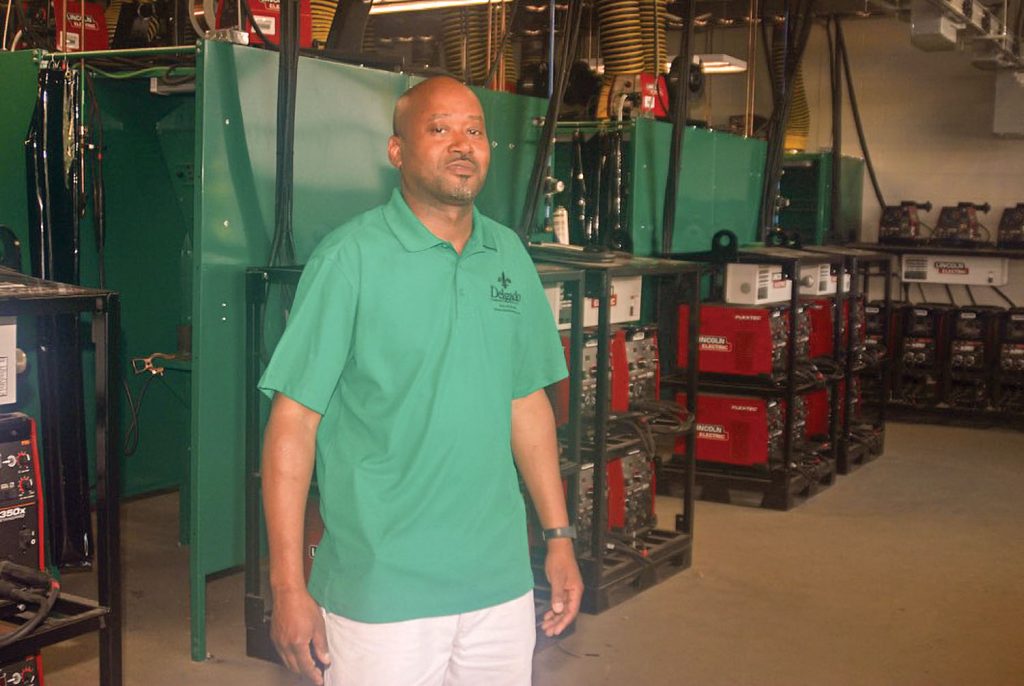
[383,189,497,254]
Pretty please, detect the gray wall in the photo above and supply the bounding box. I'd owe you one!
[691,17,1024,307]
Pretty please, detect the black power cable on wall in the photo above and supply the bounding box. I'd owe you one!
[835,17,886,212]
[269,0,300,275]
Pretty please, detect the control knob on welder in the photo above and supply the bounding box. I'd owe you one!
[18,526,36,550]
[2,455,16,468]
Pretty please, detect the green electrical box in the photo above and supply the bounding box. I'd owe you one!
[778,151,864,245]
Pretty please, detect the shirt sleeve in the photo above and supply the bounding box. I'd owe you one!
[511,254,569,399]
[258,254,358,414]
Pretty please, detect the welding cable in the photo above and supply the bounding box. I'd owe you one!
[605,537,657,587]
[0,568,60,649]
[85,72,106,288]
[607,412,658,458]
[630,399,693,434]
[122,374,157,457]
[810,358,844,381]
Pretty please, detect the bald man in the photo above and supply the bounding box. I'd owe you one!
[259,77,582,686]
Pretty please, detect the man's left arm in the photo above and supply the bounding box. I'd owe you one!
[510,388,583,637]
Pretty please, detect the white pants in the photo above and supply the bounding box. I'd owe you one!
[321,591,535,686]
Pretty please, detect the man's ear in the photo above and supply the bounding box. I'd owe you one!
[387,135,402,170]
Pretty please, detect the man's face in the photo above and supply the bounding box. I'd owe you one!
[388,79,491,208]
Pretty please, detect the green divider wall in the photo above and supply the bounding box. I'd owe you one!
[190,41,546,659]
[630,119,767,255]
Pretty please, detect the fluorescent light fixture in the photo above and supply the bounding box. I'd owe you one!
[369,0,512,14]
[694,53,747,74]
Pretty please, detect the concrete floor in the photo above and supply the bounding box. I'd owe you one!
[41,422,1024,685]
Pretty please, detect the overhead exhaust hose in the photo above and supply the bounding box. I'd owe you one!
[443,6,518,87]
[639,0,668,75]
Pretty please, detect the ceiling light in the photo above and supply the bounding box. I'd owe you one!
[369,0,512,14]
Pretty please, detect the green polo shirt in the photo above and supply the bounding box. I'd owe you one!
[259,189,567,622]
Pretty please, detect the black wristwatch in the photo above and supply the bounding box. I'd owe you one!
[541,525,577,541]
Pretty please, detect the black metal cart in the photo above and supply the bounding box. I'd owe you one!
[0,268,122,686]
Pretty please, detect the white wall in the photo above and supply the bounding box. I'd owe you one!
[690,18,1024,307]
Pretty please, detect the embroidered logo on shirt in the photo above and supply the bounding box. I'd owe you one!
[491,272,522,312]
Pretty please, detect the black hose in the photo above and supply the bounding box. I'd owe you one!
[829,16,843,242]
[482,0,520,88]
[242,0,279,51]
[515,0,584,241]
[269,0,299,275]
[836,18,886,210]
[660,0,697,256]
[758,0,817,239]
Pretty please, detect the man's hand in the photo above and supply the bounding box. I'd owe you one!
[271,586,331,684]
[541,538,583,637]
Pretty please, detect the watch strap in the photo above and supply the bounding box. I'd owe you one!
[541,525,577,541]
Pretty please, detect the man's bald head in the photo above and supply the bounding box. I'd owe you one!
[392,76,478,139]
[386,75,491,210]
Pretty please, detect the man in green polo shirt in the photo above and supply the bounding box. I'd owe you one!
[259,76,583,685]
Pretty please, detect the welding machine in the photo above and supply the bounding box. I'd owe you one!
[994,308,1024,412]
[878,201,931,244]
[678,302,812,384]
[675,392,807,469]
[218,0,314,47]
[605,448,656,539]
[53,0,109,51]
[610,325,660,411]
[0,413,46,682]
[996,204,1024,248]
[803,387,831,441]
[931,202,992,247]
[897,304,952,406]
[0,658,42,684]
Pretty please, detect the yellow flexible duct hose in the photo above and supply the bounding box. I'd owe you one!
[310,0,337,45]
[639,0,667,74]
[785,64,809,151]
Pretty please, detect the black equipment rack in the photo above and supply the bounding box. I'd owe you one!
[0,268,122,685]
[804,245,893,472]
[665,243,841,510]
[529,249,702,614]
[852,242,1024,427]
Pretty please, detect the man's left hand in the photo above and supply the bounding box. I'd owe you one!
[541,538,583,637]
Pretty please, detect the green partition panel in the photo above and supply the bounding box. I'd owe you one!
[90,79,193,497]
[0,51,39,269]
[191,41,544,659]
[630,119,766,255]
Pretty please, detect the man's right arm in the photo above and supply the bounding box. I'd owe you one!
[262,392,331,684]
